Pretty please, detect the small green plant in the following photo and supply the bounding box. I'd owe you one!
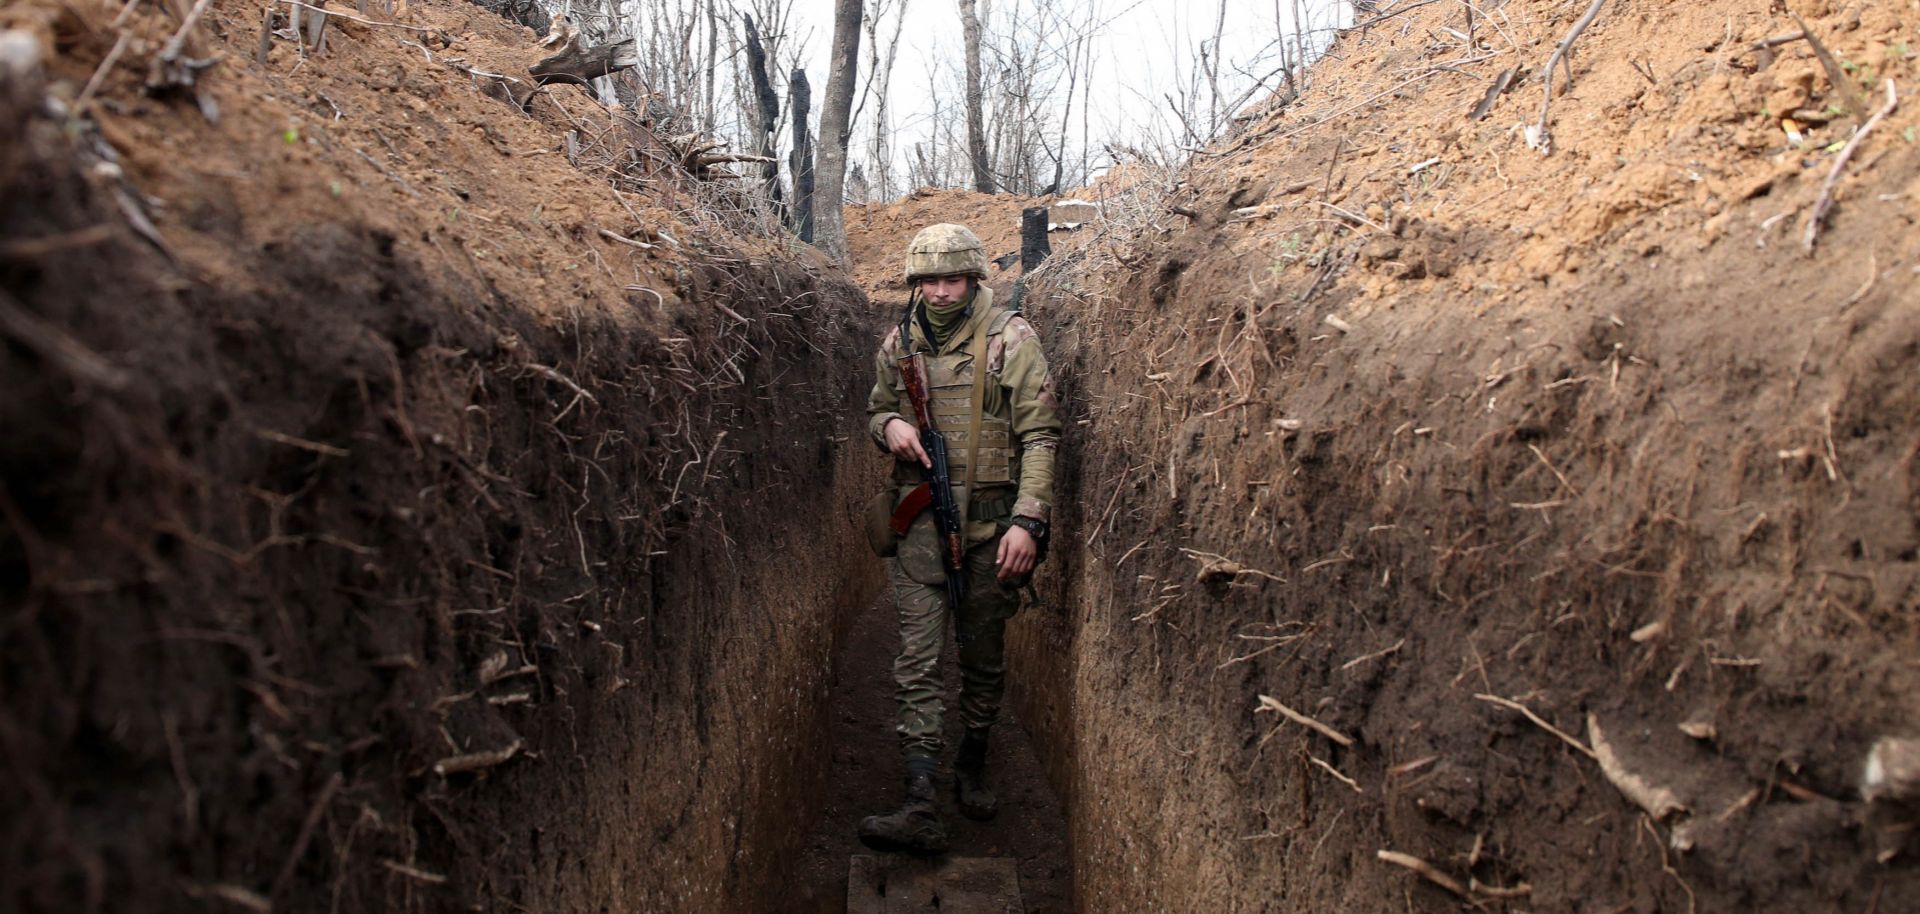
[282,127,300,144]
[1273,234,1306,265]
[329,180,341,197]
[1903,125,1917,144]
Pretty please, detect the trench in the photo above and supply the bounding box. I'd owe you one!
[11,0,1920,909]
[787,595,1073,913]
[1,79,1085,910]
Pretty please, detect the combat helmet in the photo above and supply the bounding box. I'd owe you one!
[903,223,988,283]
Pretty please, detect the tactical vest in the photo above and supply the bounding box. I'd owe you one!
[892,295,1018,511]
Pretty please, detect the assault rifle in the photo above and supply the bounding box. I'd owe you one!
[895,352,970,611]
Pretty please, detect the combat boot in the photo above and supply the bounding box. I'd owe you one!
[954,728,997,821]
[857,765,949,855]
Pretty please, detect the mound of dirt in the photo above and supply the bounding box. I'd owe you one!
[844,188,1058,307]
[1,2,878,912]
[1011,0,1920,911]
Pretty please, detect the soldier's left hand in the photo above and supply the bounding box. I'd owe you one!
[995,525,1037,581]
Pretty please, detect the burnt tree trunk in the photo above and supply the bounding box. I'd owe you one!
[787,69,815,243]
[741,14,785,213]
[1020,207,1051,271]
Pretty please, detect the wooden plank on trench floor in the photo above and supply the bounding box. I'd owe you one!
[847,855,1021,914]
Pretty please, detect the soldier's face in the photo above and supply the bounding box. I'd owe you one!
[920,274,971,306]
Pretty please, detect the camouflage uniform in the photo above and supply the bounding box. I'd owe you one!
[867,282,1062,762]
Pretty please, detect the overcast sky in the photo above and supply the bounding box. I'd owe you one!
[788,0,1351,181]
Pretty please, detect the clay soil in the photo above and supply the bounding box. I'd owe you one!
[1,1,882,911]
[985,0,1920,911]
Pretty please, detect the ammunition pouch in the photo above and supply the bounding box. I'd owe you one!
[866,488,901,558]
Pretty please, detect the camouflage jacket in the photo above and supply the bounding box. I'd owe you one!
[867,287,1062,542]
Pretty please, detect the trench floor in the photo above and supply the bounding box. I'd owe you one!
[791,594,1071,913]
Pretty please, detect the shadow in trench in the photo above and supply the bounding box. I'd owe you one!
[790,594,1072,913]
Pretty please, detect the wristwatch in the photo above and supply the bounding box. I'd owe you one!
[1008,515,1050,564]
[1006,518,1052,537]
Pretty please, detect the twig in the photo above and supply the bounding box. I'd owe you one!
[1321,136,1346,200]
[380,860,447,884]
[162,712,199,837]
[155,0,218,65]
[1182,547,1285,583]
[1340,637,1406,671]
[1804,79,1899,253]
[1310,755,1364,793]
[597,227,657,250]
[432,739,523,775]
[1376,849,1468,896]
[1475,693,1598,759]
[0,225,115,259]
[526,363,598,404]
[1257,694,1355,747]
[272,772,343,895]
[75,31,132,114]
[0,289,132,389]
[184,884,271,912]
[254,428,350,456]
[110,0,144,29]
[1752,30,1806,50]
[1526,0,1608,155]
[1528,442,1580,496]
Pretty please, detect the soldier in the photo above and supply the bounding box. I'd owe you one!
[858,223,1062,855]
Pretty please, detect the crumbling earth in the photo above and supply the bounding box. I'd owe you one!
[995,0,1920,911]
[2,1,878,911]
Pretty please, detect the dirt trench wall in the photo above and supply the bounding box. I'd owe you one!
[1006,1,1920,911]
[1,56,880,914]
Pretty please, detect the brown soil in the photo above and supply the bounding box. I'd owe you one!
[1002,0,1920,911]
[790,595,1072,913]
[2,1,880,912]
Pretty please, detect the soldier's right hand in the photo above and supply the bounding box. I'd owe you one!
[884,418,932,468]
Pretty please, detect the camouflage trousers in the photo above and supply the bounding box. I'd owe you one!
[887,535,1023,760]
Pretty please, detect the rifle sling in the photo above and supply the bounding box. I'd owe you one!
[959,306,993,518]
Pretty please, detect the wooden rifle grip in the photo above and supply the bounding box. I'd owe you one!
[897,352,936,429]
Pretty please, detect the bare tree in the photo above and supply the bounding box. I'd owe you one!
[957,0,995,193]
[813,0,863,261]
[741,13,785,209]
[858,0,909,201]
